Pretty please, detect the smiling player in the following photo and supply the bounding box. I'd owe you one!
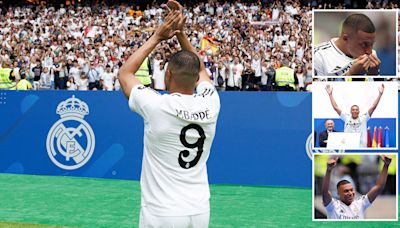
[325,83,384,148]
[322,155,392,219]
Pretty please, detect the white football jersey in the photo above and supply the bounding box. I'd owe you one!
[326,195,371,219]
[129,81,220,216]
[340,112,370,148]
[314,38,377,76]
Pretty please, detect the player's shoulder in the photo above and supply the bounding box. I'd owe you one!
[360,112,370,119]
[129,84,162,102]
[128,84,163,115]
[326,197,339,208]
[354,195,368,204]
[314,40,333,53]
[134,84,161,94]
[195,81,219,98]
[331,197,340,204]
[341,111,350,116]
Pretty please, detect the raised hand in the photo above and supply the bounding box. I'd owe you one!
[325,84,333,95]
[347,54,370,75]
[176,13,187,32]
[327,157,338,171]
[378,83,384,95]
[154,11,181,41]
[166,0,183,11]
[367,53,381,75]
[380,155,392,166]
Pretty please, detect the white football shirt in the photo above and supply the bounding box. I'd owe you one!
[326,195,371,219]
[314,38,377,76]
[340,112,370,148]
[101,72,115,91]
[129,81,220,216]
[151,59,165,90]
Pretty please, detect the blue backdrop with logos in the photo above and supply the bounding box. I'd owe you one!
[314,118,397,148]
[0,91,398,188]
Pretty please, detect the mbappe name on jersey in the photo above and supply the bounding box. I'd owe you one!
[176,109,211,121]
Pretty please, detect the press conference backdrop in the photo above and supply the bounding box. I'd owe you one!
[314,118,397,148]
[0,91,398,188]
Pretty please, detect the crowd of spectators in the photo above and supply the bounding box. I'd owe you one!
[0,0,398,91]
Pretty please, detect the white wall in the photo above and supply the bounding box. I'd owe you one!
[312,81,398,118]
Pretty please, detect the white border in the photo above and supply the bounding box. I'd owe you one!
[311,81,398,151]
[312,152,398,221]
[312,9,398,78]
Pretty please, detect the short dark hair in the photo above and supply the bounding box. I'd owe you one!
[342,14,375,34]
[351,105,359,109]
[20,72,26,79]
[168,50,200,87]
[337,180,351,190]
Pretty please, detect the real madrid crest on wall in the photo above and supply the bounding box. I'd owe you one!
[46,95,95,170]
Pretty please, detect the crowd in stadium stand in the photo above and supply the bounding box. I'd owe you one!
[0,0,398,91]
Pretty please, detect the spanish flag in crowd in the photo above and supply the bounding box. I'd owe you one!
[200,36,219,54]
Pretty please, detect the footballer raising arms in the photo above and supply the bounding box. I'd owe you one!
[322,155,392,219]
[325,83,384,147]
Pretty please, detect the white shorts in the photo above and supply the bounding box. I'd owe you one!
[139,206,209,228]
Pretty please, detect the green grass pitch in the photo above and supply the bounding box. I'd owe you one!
[0,174,398,227]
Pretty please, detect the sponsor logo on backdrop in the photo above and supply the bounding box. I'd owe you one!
[46,95,95,170]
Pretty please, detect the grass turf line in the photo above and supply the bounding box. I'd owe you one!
[0,174,398,227]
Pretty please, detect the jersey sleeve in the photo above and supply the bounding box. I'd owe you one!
[128,84,162,119]
[360,195,372,211]
[340,112,349,122]
[313,51,325,76]
[362,112,370,122]
[196,81,220,115]
[196,81,218,99]
[325,198,336,213]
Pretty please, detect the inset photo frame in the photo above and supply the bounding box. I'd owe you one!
[312,81,398,150]
[313,10,397,77]
[313,153,398,221]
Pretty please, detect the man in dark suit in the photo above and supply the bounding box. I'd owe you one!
[319,119,336,147]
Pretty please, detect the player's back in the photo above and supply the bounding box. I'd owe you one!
[129,81,220,216]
